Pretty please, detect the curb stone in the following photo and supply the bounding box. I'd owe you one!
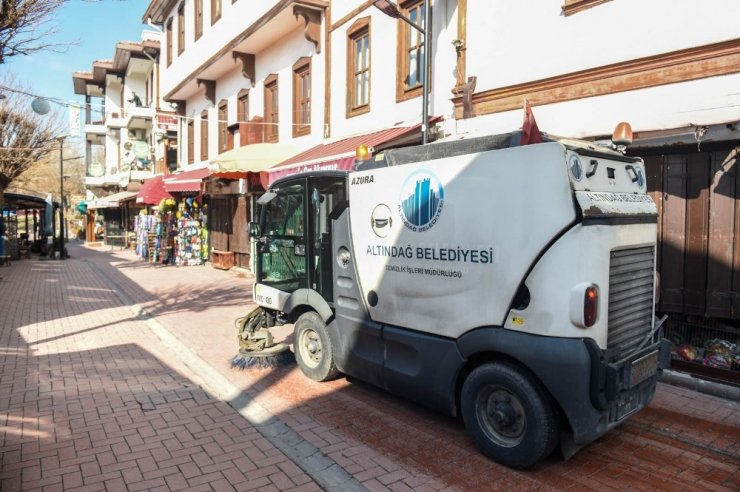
[661,369,740,402]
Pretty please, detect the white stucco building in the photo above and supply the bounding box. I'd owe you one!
[72,31,178,243]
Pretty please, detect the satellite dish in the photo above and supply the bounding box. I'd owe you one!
[31,98,51,115]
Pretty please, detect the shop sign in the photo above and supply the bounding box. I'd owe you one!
[156,115,178,132]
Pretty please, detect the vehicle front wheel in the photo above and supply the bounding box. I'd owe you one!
[293,311,339,382]
[461,361,559,469]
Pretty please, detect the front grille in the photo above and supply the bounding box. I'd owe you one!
[607,246,655,362]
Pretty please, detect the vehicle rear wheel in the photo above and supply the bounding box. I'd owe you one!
[461,361,559,469]
[294,311,339,382]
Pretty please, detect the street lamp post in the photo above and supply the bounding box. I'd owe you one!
[373,0,431,144]
[57,136,66,259]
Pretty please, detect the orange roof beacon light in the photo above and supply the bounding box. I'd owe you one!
[356,144,372,161]
[612,121,633,153]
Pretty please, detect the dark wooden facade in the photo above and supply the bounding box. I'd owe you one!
[641,142,740,321]
[208,191,251,269]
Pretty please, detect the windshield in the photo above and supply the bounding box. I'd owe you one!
[257,183,308,292]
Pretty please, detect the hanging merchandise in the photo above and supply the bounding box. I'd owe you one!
[134,212,158,259]
[176,216,203,266]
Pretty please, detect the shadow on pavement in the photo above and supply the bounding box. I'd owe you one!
[3,242,736,490]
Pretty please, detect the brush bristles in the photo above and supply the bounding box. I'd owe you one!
[230,351,295,369]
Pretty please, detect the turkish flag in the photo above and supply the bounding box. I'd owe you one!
[521,100,543,145]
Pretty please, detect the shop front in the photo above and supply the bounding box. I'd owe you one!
[163,168,210,267]
[206,143,299,271]
[86,191,140,248]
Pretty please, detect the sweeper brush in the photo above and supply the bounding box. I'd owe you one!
[231,307,294,369]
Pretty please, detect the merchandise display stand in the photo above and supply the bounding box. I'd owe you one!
[176,218,203,266]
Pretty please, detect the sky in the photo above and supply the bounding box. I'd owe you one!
[5,0,154,116]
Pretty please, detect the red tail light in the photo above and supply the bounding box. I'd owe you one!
[584,285,599,327]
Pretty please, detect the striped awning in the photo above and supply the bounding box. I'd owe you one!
[86,191,138,209]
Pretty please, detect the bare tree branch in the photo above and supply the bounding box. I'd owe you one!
[0,0,67,63]
[0,73,64,208]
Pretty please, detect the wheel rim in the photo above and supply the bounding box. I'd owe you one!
[476,385,527,448]
[298,328,322,369]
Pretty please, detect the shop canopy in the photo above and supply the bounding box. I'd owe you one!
[266,124,427,185]
[86,191,138,209]
[163,167,211,193]
[137,175,173,205]
[3,192,57,210]
[209,143,299,180]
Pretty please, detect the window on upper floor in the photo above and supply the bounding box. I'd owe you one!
[200,111,209,161]
[195,0,203,40]
[166,18,173,67]
[237,89,249,122]
[347,17,370,118]
[292,57,311,138]
[187,120,195,165]
[396,0,427,102]
[211,0,221,25]
[264,74,279,143]
[177,4,185,55]
[218,100,229,153]
[562,0,613,16]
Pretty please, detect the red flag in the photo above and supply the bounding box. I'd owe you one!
[521,100,543,145]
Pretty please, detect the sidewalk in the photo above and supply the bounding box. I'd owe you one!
[1,242,738,491]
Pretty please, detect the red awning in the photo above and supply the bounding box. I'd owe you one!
[163,167,210,193]
[267,124,427,185]
[136,175,174,205]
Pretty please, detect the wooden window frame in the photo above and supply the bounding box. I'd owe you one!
[165,17,173,67]
[200,110,209,161]
[237,89,249,122]
[194,0,203,40]
[211,0,221,25]
[292,57,311,138]
[187,120,194,165]
[217,100,228,154]
[346,17,371,118]
[177,4,185,55]
[264,74,279,143]
[562,0,613,16]
[396,0,428,102]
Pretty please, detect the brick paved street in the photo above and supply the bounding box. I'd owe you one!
[1,242,738,491]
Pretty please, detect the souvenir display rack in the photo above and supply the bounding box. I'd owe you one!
[176,217,203,266]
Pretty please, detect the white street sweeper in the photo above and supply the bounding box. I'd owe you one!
[239,130,670,469]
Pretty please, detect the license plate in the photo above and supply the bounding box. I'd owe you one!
[629,350,659,387]
[615,391,640,421]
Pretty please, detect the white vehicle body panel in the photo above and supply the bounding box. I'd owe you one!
[347,142,577,338]
[505,222,658,350]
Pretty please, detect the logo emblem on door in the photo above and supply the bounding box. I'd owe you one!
[371,204,393,238]
[398,170,445,232]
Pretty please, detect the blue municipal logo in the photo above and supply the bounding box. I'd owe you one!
[399,170,445,232]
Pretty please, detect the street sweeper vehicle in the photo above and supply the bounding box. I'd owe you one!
[238,131,670,469]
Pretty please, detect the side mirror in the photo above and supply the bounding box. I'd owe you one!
[248,221,261,238]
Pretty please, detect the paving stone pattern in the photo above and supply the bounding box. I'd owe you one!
[0,250,319,491]
[1,242,738,491]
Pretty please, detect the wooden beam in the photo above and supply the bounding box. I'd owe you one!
[452,38,740,119]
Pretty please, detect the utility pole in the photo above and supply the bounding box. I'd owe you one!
[58,136,66,259]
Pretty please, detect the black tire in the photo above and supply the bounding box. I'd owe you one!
[293,311,339,382]
[461,361,559,469]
